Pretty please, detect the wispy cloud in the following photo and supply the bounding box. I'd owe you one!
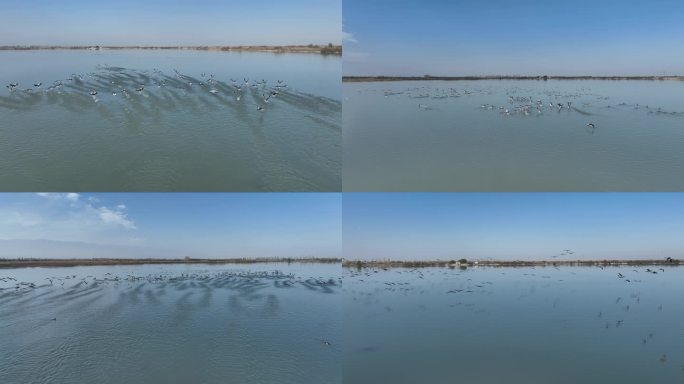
[342,30,358,43]
[0,194,138,245]
[36,192,80,202]
[98,206,136,230]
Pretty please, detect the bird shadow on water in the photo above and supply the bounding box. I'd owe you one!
[1,66,341,132]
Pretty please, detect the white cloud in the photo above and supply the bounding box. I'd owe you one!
[342,30,358,43]
[36,192,80,202]
[2,211,43,227]
[0,194,139,245]
[98,206,136,230]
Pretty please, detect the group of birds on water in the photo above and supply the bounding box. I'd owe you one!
[1,268,339,357]
[4,64,291,112]
[361,84,684,135]
[344,257,683,374]
[0,269,339,294]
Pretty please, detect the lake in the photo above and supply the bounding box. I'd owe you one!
[344,80,684,191]
[0,50,341,191]
[344,265,684,383]
[0,263,341,384]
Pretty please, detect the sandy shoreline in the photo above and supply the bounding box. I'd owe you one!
[343,75,684,82]
[0,258,341,269]
[343,259,681,268]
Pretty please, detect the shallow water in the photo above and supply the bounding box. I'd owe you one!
[344,265,684,384]
[0,50,341,191]
[0,263,341,384]
[344,80,684,191]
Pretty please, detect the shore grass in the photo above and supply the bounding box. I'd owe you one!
[343,259,681,269]
[0,257,341,269]
[343,75,684,82]
[0,44,342,55]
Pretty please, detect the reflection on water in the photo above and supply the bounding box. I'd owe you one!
[0,264,341,384]
[0,51,341,191]
[344,265,684,384]
[344,80,684,191]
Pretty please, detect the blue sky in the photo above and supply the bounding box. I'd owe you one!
[0,0,341,46]
[343,193,684,261]
[0,193,341,259]
[343,0,684,75]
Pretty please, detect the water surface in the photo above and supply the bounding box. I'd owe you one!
[0,50,341,191]
[0,263,341,384]
[344,80,684,191]
[344,265,684,383]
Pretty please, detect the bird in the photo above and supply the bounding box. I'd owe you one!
[586,123,595,129]
[89,91,98,96]
[34,82,42,87]
[256,105,265,111]
[135,86,144,92]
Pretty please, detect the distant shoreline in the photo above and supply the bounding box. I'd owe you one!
[343,259,681,268]
[0,258,341,269]
[0,44,342,56]
[343,75,684,82]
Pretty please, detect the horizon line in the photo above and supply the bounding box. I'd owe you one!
[0,257,343,269]
[343,258,680,268]
[342,75,684,82]
[0,44,341,48]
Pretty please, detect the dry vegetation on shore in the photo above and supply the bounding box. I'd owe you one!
[0,257,341,269]
[343,75,684,82]
[0,44,342,55]
[343,258,681,269]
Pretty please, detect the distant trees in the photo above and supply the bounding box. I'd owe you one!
[320,43,342,55]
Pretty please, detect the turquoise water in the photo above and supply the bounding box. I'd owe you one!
[0,263,341,384]
[344,80,684,191]
[344,265,684,383]
[0,50,341,191]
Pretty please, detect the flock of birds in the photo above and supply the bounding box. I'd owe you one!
[344,257,683,376]
[359,84,684,135]
[1,269,339,349]
[0,269,339,294]
[3,64,295,113]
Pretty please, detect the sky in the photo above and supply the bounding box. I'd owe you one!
[343,0,684,76]
[343,193,684,261]
[0,0,341,46]
[0,193,341,259]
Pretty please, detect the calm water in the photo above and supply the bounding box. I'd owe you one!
[344,80,684,191]
[0,263,341,384]
[0,50,341,191]
[344,266,684,383]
